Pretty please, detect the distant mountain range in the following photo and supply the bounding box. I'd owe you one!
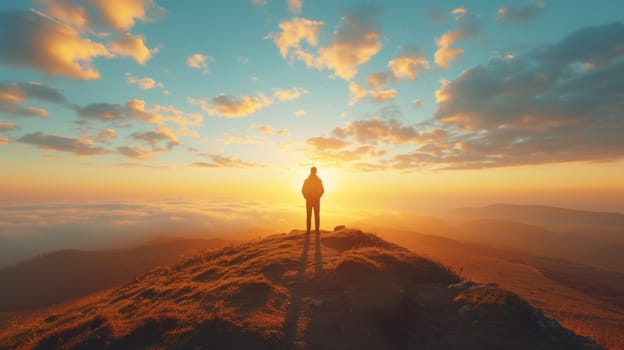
[0,238,232,311]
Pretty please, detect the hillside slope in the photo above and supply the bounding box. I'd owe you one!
[0,229,602,350]
[0,238,232,311]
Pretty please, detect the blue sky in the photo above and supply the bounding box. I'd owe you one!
[0,0,623,206]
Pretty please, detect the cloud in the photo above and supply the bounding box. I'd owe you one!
[370,89,398,103]
[434,12,482,68]
[428,21,624,169]
[77,99,161,124]
[387,51,429,81]
[332,117,420,145]
[131,127,180,151]
[287,0,303,14]
[117,145,154,159]
[0,137,8,145]
[268,17,324,59]
[0,122,17,131]
[269,5,382,80]
[451,7,467,20]
[413,99,423,108]
[125,73,164,90]
[366,72,388,90]
[109,33,156,64]
[294,109,305,117]
[0,10,111,80]
[0,81,67,117]
[315,5,382,80]
[17,132,106,156]
[189,94,273,118]
[250,124,288,136]
[39,0,165,32]
[193,155,263,168]
[186,53,213,74]
[498,0,545,23]
[251,0,266,5]
[273,87,308,101]
[348,82,367,106]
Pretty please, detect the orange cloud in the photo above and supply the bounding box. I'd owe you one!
[186,53,213,74]
[434,14,482,68]
[190,94,273,118]
[316,6,382,80]
[0,10,111,79]
[193,155,263,168]
[40,0,164,32]
[0,81,67,117]
[125,73,163,90]
[250,124,288,136]
[294,109,305,117]
[17,132,106,156]
[287,0,303,14]
[131,127,180,151]
[348,82,367,106]
[388,54,429,81]
[109,33,155,64]
[117,145,154,159]
[273,87,308,101]
[366,72,388,90]
[269,17,324,59]
[370,89,398,102]
[0,122,16,131]
[0,136,9,145]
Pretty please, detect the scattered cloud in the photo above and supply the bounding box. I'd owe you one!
[117,145,154,159]
[434,12,482,68]
[17,132,106,156]
[0,10,111,80]
[287,0,303,14]
[269,5,382,80]
[413,99,423,108]
[0,81,67,117]
[76,99,161,124]
[189,93,273,118]
[498,0,546,23]
[109,33,156,65]
[39,0,165,32]
[370,89,398,103]
[268,17,324,60]
[125,73,164,90]
[307,22,624,171]
[348,82,367,106]
[388,50,429,81]
[294,109,305,117]
[316,5,382,80]
[0,122,17,131]
[250,123,288,136]
[273,87,308,101]
[193,155,263,168]
[251,0,267,5]
[451,7,467,20]
[430,21,624,168]
[366,72,388,90]
[186,53,213,74]
[0,136,8,145]
[130,127,180,151]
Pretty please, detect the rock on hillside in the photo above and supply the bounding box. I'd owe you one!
[0,229,602,350]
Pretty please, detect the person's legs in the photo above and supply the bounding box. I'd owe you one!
[306,200,312,234]
[313,201,320,233]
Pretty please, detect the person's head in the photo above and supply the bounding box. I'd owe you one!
[310,166,317,175]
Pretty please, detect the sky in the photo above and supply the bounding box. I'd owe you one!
[0,0,623,248]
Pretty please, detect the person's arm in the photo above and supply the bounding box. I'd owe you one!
[320,180,324,197]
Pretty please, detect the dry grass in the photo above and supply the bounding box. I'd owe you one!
[0,228,604,350]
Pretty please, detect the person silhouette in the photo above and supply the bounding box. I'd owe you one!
[301,166,324,234]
